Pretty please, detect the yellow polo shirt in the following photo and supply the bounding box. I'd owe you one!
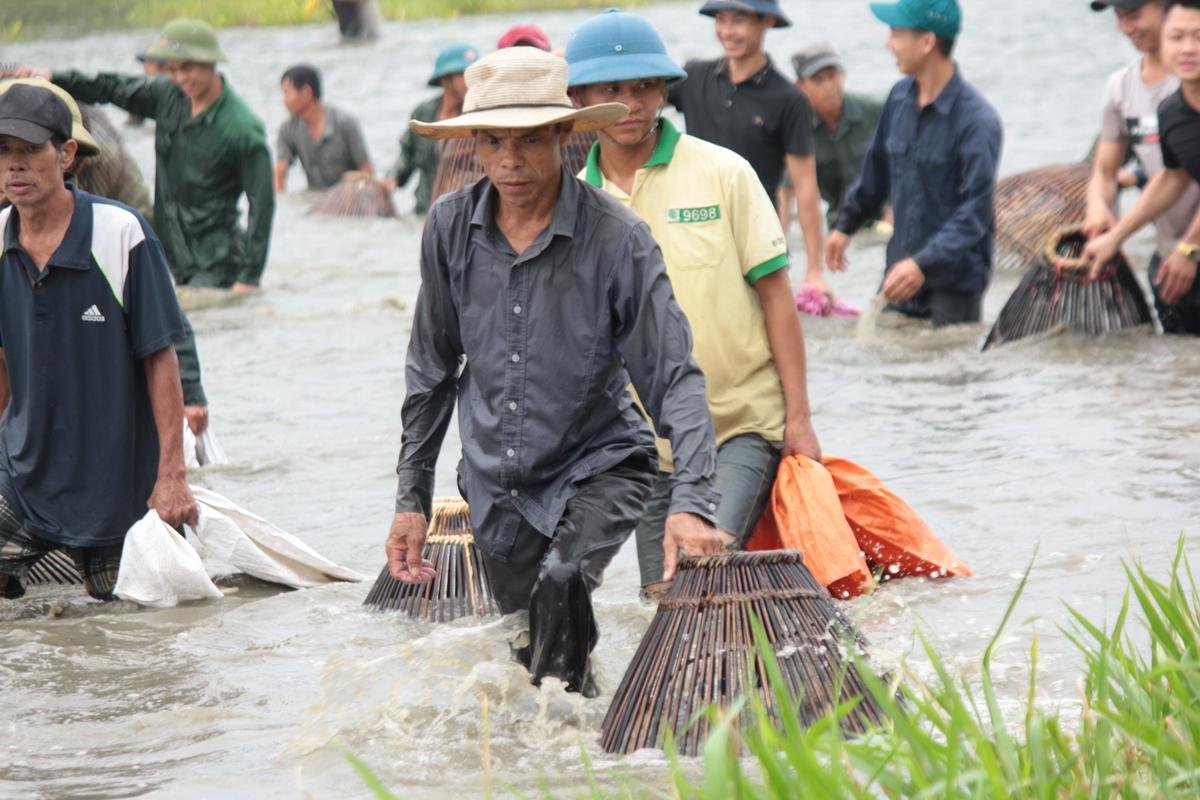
[581,119,789,470]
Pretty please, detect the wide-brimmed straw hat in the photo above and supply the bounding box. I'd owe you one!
[410,48,628,141]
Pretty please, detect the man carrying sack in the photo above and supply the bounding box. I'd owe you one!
[564,10,821,595]
[384,48,728,697]
[0,83,196,601]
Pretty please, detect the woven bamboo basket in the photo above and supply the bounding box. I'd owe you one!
[429,130,598,205]
[308,171,397,218]
[362,497,499,621]
[994,162,1092,271]
[25,549,82,586]
[600,550,884,756]
[983,227,1152,350]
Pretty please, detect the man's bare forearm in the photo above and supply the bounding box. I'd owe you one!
[143,346,186,478]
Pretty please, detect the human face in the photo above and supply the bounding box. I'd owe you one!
[713,11,773,60]
[1115,2,1166,54]
[440,73,469,106]
[886,27,935,75]
[474,125,566,209]
[165,60,219,101]
[0,135,73,209]
[141,60,166,77]
[798,66,846,120]
[1163,5,1200,83]
[576,79,667,146]
[280,78,313,116]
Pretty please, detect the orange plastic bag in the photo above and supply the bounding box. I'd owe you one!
[746,455,873,598]
[822,456,972,581]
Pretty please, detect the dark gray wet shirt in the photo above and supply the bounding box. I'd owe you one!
[276,105,371,190]
[395,169,720,561]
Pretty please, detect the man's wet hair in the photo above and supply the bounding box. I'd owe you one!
[281,64,322,100]
[935,36,955,58]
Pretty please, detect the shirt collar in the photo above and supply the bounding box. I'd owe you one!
[190,75,230,126]
[910,67,963,116]
[3,186,95,271]
[470,165,580,242]
[583,118,682,187]
[715,55,774,87]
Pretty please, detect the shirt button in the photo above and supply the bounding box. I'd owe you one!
[508,401,518,411]
[513,305,522,315]
[511,353,520,363]
[708,502,717,512]
[725,99,733,108]
[506,448,515,457]
[510,489,519,497]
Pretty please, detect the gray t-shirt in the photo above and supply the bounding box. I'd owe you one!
[276,105,371,190]
[1101,59,1200,258]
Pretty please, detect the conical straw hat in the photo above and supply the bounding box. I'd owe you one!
[410,47,627,140]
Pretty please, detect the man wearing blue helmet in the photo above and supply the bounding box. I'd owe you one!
[388,43,479,215]
[825,0,1002,327]
[567,9,822,593]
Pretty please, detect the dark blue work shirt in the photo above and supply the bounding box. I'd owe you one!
[835,69,1003,294]
[0,189,188,547]
[395,169,720,561]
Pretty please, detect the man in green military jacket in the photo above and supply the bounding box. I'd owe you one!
[18,19,275,291]
[387,43,478,215]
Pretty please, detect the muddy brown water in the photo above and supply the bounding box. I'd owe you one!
[1,1,1198,797]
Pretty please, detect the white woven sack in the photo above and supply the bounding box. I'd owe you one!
[114,509,223,607]
[189,486,363,588]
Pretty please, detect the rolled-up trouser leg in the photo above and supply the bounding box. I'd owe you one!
[634,434,779,588]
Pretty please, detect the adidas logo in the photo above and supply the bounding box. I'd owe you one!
[81,305,105,323]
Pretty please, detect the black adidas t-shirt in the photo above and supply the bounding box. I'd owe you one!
[0,189,188,547]
[1159,88,1200,184]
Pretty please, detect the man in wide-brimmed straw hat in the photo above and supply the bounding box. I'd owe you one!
[5,18,275,292]
[386,47,729,697]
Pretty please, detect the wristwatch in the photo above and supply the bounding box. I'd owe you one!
[1175,241,1200,263]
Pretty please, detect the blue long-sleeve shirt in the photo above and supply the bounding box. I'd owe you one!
[835,69,1003,294]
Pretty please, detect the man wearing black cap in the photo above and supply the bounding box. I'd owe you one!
[0,83,197,600]
[1084,0,1200,335]
[669,0,830,295]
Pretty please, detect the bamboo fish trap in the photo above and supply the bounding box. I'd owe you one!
[429,130,598,205]
[362,497,499,621]
[600,550,885,756]
[308,171,397,218]
[983,227,1151,351]
[25,550,82,586]
[994,162,1092,271]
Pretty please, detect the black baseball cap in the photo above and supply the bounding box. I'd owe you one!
[0,83,73,145]
[1090,0,1152,11]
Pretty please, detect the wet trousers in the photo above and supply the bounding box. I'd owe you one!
[1148,253,1200,336]
[0,492,120,601]
[478,454,654,696]
[888,286,983,327]
[634,434,779,588]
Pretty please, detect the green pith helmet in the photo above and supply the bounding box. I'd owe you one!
[0,78,100,157]
[144,18,228,64]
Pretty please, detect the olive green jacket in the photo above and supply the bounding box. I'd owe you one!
[54,72,275,288]
[393,94,442,215]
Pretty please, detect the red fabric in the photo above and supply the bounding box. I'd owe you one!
[823,456,972,581]
[746,456,874,598]
[747,455,973,599]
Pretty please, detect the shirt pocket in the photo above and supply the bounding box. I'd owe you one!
[660,204,729,271]
[916,149,955,195]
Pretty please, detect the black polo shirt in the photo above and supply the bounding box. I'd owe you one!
[669,57,815,197]
[1159,88,1200,184]
[0,188,188,547]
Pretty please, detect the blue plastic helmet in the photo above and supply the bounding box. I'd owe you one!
[428,43,480,87]
[565,8,688,88]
